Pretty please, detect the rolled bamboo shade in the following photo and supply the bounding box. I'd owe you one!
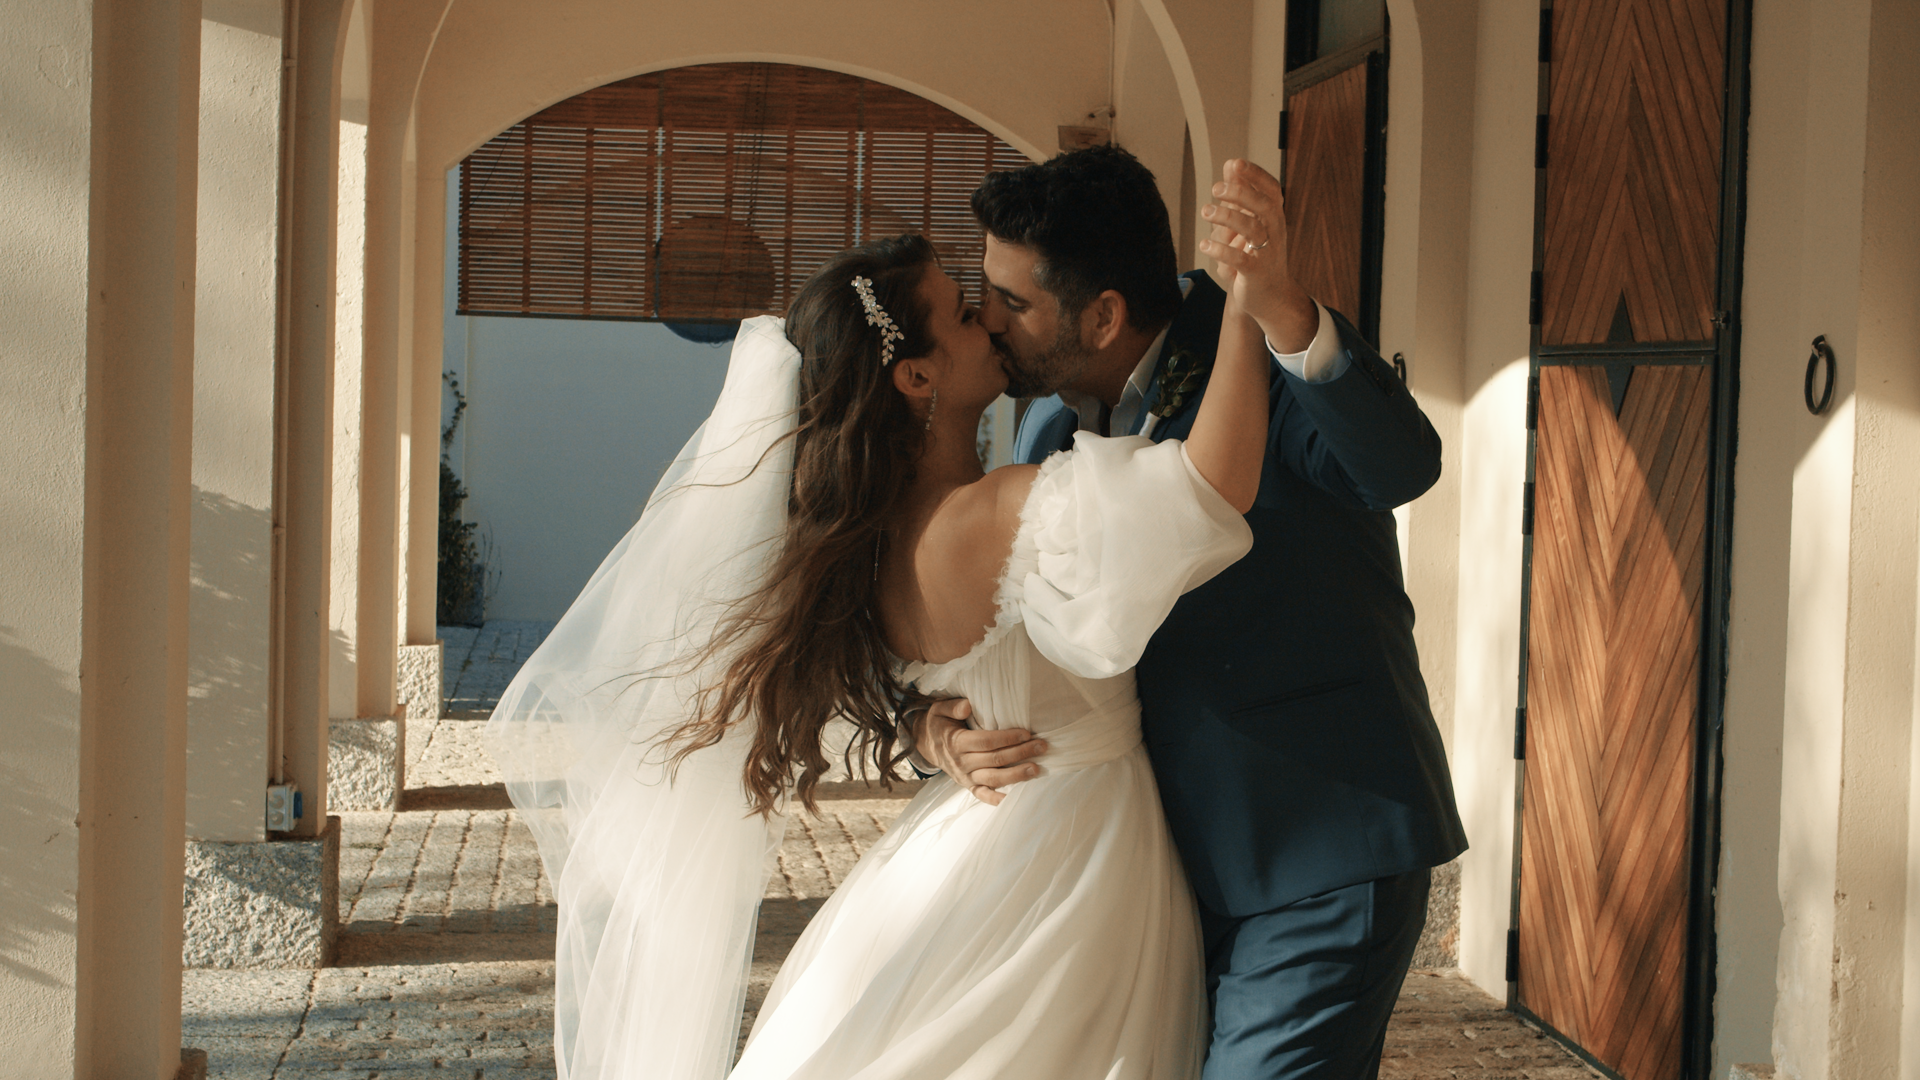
[457,63,1032,322]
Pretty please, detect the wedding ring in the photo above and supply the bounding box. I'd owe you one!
[1249,238,1271,250]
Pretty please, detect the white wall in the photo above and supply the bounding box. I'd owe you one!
[443,308,734,624]
[1449,0,1538,999]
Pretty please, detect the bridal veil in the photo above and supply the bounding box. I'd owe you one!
[485,316,800,1079]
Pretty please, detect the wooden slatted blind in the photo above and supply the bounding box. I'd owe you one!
[457,63,1031,322]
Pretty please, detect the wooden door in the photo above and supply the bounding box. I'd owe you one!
[1521,364,1709,1077]
[1280,0,1387,344]
[1515,1,1741,1077]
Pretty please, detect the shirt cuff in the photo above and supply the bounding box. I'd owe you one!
[895,704,942,777]
[1266,301,1346,384]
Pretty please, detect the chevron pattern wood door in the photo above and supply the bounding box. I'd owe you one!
[1541,0,1726,345]
[1284,62,1366,323]
[1521,364,1710,1080]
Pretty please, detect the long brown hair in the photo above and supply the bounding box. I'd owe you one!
[670,234,940,816]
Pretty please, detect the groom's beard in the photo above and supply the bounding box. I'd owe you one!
[998,319,1095,400]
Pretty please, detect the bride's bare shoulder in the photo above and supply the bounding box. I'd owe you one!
[920,465,1042,562]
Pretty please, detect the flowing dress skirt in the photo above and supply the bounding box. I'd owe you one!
[731,746,1205,1080]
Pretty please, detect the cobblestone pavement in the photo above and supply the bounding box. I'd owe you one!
[440,621,554,717]
[181,622,1597,1079]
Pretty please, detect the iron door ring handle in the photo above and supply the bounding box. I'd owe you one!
[1805,335,1836,415]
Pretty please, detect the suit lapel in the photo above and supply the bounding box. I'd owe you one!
[1140,271,1228,442]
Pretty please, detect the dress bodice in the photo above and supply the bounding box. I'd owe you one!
[898,434,1253,775]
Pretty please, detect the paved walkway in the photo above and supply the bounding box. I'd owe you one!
[182,622,1598,1079]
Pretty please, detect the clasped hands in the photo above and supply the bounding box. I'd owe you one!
[1199,158,1319,355]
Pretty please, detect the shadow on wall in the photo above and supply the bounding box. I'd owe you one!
[0,627,80,991]
[187,487,274,837]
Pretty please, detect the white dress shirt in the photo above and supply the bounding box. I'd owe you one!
[1065,297,1345,439]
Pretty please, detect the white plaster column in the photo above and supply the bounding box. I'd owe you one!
[1446,0,1536,1000]
[408,155,450,647]
[189,0,285,844]
[86,0,203,1071]
[402,127,440,661]
[1381,0,1477,771]
[330,107,368,723]
[280,0,351,832]
[342,0,402,724]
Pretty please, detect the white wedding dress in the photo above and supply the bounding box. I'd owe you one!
[733,433,1251,1080]
[485,317,1252,1080]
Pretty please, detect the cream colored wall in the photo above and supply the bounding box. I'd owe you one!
[1741,0,1920,1075]
[1114,0,1190,237]
[1379,0,1478,762]
[188,0,285,844]
[1447,0,1536,999]
[410,0,1109,176]
[1133,0,1252,211]
[0,0,98,1068]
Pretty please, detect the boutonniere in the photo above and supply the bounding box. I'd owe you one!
[1149,345,1213,419]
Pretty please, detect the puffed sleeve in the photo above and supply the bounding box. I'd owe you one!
[1016,432,1254,679]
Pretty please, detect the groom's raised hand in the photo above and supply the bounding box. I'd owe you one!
[913,698,1048,807]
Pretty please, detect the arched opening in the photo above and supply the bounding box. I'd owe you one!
[440,63,1028,624]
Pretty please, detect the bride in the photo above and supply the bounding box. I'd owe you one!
[487,173,1285,1080]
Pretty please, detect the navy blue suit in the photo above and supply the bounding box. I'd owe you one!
[1013,272,1466,1079]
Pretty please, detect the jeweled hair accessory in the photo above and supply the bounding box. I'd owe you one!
[851,275,906,367]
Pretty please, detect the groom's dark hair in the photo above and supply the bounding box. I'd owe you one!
[970,144,1183,333]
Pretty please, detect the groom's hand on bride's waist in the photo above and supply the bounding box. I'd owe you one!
[911,698,1048,807]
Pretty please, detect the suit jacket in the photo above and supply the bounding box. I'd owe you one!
[1012,271,1468,916]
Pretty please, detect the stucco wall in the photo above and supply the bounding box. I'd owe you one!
[189,0,285,844]
[411,0,1111,175]
[1740,0,1920,1076]
[1448,0,1536,1000]
[0,0,96,1068]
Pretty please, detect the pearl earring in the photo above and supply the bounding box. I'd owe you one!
[925,389,938,433]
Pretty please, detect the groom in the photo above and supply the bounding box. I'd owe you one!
[913,146,1467,1078]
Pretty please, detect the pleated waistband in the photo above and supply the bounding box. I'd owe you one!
[1032,704,1143,776]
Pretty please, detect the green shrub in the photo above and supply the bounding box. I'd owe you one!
[437,375,496,626]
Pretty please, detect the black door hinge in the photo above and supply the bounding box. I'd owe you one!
[1538,8,1554,63]
[1506,928,1521,982]
[1514,705,1527,759]
[1529,271,1543,326]
[1535,114,1550,169]
[1278,110,1290,151]
[1522,481,1535,535]
[1526,374,1539,430]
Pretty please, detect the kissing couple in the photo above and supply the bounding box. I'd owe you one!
[487,146,1467,1080]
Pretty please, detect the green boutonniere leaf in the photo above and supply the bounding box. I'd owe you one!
[1148,346,1213,419]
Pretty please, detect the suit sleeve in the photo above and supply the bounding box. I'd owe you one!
[1268,306,1442,511]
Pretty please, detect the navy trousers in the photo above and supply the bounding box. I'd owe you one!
[1199,868,1431,1080]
